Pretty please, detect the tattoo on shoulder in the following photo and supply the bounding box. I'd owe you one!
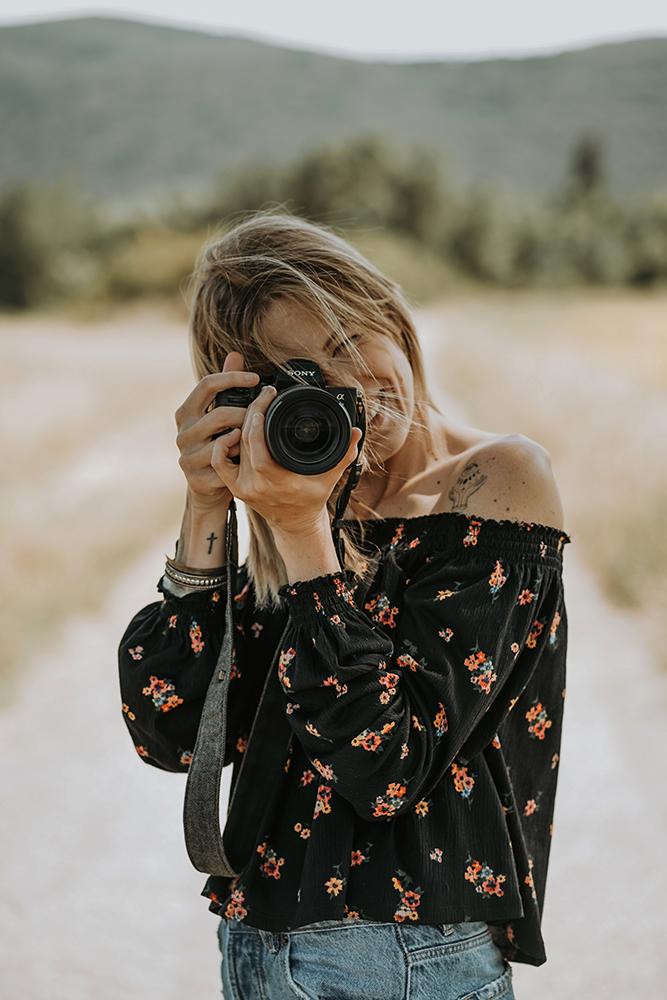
[448,461,488,511]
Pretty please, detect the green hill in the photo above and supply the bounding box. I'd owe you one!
[1,16,666,209]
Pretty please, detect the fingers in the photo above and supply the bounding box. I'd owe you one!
[210,426,243,491]
[243,384,278,469]
[174,354,259,433]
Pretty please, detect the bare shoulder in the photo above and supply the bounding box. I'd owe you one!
[446,433,566,531]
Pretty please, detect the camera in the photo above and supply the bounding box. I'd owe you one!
[212,357,367,476]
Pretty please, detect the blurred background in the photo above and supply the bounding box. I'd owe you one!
[1,3,666,997]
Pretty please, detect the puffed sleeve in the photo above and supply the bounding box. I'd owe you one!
[276,547,565,822]
[117,563,259,772]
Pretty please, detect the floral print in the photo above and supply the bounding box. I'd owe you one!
[117,509,571,969]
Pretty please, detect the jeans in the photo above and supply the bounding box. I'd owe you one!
[217,916,515,999]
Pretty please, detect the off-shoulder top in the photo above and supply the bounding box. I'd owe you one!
[117,510,572,967]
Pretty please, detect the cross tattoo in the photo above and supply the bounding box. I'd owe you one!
[207,531,218,554]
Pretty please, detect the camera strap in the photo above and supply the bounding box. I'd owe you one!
[182,453,364,877]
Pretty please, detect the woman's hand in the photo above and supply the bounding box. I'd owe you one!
[211,379,363,536]
[174,352,260,513]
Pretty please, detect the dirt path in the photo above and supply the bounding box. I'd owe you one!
[1,312,664,997]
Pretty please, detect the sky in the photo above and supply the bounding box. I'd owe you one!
[2,0,667,60]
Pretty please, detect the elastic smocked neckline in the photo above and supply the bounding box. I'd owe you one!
[339,509,571,566]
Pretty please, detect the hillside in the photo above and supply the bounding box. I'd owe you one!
[1,16,666,208]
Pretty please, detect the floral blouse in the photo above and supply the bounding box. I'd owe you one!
[117,510,571,967]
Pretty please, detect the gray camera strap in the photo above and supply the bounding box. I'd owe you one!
[182,454,364,877]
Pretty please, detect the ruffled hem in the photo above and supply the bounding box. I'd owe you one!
[277,570,359,624]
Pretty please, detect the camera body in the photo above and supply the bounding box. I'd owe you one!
[212,357,367,475]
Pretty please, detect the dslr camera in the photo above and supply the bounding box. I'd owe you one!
[212,357,367,476]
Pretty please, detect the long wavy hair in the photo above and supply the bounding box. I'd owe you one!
[186,208,444,610]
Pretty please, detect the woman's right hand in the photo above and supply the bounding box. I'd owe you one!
[175,351,260,512]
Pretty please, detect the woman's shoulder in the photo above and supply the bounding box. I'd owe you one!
[442,431,566,534]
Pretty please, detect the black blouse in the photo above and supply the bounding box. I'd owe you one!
[117,510,571,967]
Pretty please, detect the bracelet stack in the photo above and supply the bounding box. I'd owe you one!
[164,555,227,591]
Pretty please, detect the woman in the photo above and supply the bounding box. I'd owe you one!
[118,211,571,999]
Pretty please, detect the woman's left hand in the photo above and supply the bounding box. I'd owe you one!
[211,384,363,536]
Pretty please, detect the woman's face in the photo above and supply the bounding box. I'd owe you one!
[260,298,416,460]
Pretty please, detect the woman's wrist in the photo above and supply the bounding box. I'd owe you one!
[175,492,230,570]
[271,509,341,585]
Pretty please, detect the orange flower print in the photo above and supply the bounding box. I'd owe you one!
[364,592,399,629]
[313,783,333,819]
[135,744,149,758]
[250,620,264,639]
[464,646,497,695]
[294,821,311,840]
[438,626,454,642]
[323,673,348,697]
[300,768,316,787]
[434,701,448,737]
[167,614,178,629]
[350,842,372,867]
[551,752,559,769]
[332,574,356,605]
[414,798,431,818]
[524,792,543,817]
[312,758,336,781]
[189,620,205,654]
[395,651,423,672]
[411,713,425,732]
[462,518,483,547]
[451,761,475,802]
[548,608,562,646]
[351,720,396,753]
[491,734,502,749]
[223,886,248,922]
[464,855,507,897]
[488,559,508,598]
[400,742,410,759]
[343,904,363,920]
[128,646,144,660]
[142,676,184,713]
[525,700,553,740]
[435,588,459,602]
[391,868,424,923]
[285,701,300,716]
[370,781,407,819]
[236,734,248,755]
[256,841,285,880]
[378,671,400,704]
[277,646,296,690]
[430,847,444,863]
[524,855,538,903]
[389,523,405,548]
[122,702,136,722]
[325,864,346,898]
[526,618,545,649]
[179,748,193,767]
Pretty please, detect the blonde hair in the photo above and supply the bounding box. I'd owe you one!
[186,208,444,610]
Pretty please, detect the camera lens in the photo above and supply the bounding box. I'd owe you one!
[265,387,351,475]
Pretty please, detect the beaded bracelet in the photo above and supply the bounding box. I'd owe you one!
[164,555,227,590]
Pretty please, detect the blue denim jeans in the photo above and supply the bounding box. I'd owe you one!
[217,916,515,999]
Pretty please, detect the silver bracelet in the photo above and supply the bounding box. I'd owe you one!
[161,575,222,598]
[164,557,227,590]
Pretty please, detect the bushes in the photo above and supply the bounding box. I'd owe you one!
[1,132,666,311]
